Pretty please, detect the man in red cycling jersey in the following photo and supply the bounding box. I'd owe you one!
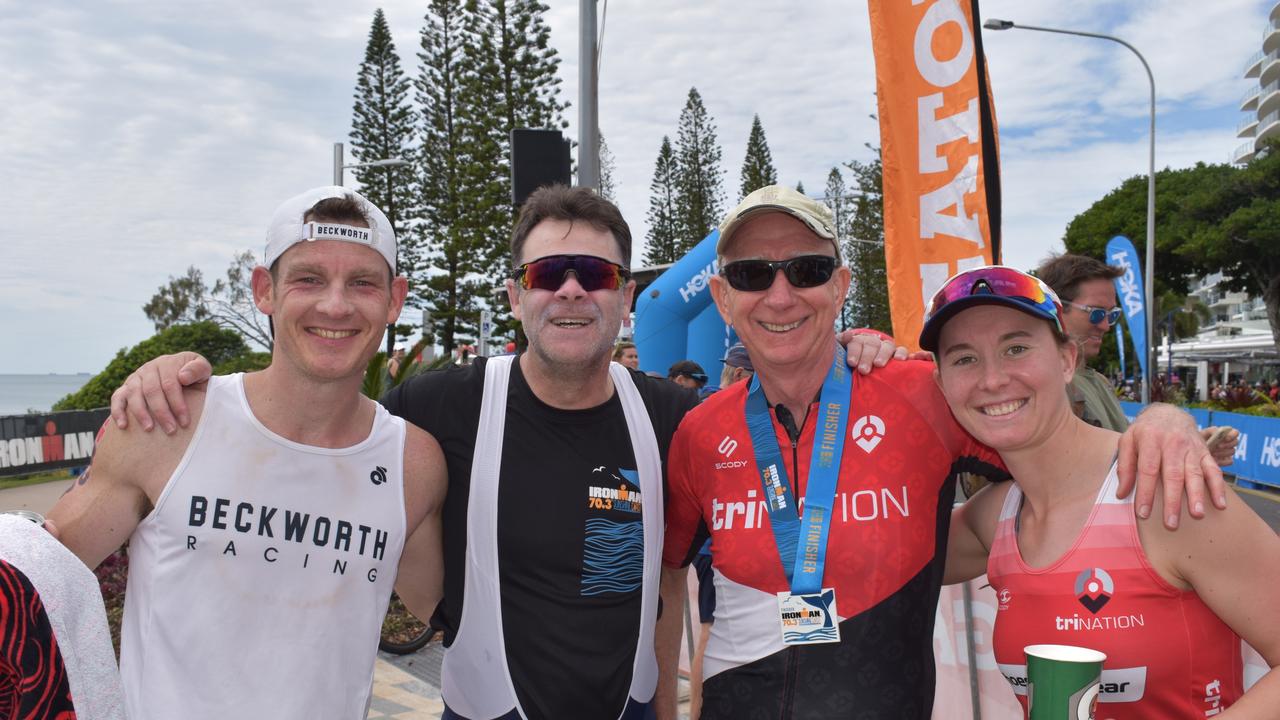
[654,185,1227,720]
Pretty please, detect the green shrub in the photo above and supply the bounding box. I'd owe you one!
[212,351,272,375]
[54,322,250,411]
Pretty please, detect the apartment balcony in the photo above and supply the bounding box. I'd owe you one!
[1264,51,1280,85]
[1240,113,1260,138]
[1260,79,1280,117]
[1266,18,1280,55]
[1243,84,1262,111]
[1258,109,1280,145]
[1234,141,1256,165]
[1246,48,1266,78]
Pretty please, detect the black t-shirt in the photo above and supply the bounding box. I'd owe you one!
[382,357,697,720]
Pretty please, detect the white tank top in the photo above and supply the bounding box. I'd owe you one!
[120,374,406,720]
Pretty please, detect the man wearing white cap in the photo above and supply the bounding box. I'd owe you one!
[48,187,447,720]
[655,185,1228,719]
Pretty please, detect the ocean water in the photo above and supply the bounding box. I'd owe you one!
[0,374,93,416]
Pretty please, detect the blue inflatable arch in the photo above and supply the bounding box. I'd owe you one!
[633,230,736,388]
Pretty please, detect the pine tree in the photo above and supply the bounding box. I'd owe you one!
[674,87,725,253]
[844,155,890,333]
[823,168,855,330]
[462,0,569,337]
[795,181,805,195]
[415,0,484,352]
[739,114,778,200]
[644,136,681,266]
[350,9,418,281]
[599,134,618,203]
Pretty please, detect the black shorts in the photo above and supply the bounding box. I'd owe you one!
[692,553,715,624]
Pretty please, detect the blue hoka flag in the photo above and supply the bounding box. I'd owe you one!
[1116,320,1127,380]
[1106,236,1147,382]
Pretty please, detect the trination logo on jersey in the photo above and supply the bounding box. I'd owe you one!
[1055,567,1145,630]
[1075,567,1114,613]
[185,494,392,583]
[850,415,886,453]
[711,485,909,530]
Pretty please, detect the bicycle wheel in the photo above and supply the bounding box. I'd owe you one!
[379,592,435,655]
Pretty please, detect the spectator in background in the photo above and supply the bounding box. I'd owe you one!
[667,360,708,393]
[387,346,407,378]
[718,343,753,390]
[1037,254,1238,465]
[613,341,640,370]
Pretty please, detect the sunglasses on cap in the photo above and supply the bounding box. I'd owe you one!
[719,255,837,292]
[1064,300,1122,326]
[511,254,632,292]
[670,372,708,383]
[920,265,1065,351]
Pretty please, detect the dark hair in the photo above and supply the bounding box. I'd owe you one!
[668,360,708,386]
[612,341,636,360]
[304,195,370,228]
[510,185,631,267]
[1034,253,1124,302]
[272,195,384,281]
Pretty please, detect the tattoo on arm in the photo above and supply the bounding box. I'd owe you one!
[60,467,92,496]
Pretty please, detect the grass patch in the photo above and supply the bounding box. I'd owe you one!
[0,469,74,491]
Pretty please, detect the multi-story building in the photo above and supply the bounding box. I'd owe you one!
[1159,273,1277,399]
[1234,1,1280,164]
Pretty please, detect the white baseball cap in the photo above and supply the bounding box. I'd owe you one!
[264,186,396,272]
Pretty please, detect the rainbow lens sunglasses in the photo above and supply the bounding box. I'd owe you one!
[719,255,838,292]
[924,265,1065,333]
[511,254,632,292]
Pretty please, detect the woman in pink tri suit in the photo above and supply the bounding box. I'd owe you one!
[923,265,1280,719]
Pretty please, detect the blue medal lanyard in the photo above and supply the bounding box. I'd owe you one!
[743,344,852,595]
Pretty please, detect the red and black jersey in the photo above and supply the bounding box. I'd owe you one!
[664,359,1007,719]
[0,558,76,719]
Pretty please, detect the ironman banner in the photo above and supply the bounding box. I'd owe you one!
[867,0,1002,350]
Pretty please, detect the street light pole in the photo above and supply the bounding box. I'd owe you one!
[984,19,1157,405]
[332,142,412,187]
[329,142,413,355]
[578,0,600,190]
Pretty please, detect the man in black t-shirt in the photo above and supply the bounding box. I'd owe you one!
[386,186,699,719]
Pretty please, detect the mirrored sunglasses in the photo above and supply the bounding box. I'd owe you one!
[512,254,631,292]
[925,265,1064,331]
[1065,300,1122,325]
[720,255,837,292]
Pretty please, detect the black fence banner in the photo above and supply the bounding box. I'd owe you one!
[0,409,109,478]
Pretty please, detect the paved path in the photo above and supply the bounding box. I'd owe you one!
[7,475,1271,718]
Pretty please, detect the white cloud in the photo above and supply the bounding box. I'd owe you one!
[0,0,1269,373]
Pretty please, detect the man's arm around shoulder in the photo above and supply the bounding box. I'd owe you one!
[393,424,448,621]
[50,385,208,569]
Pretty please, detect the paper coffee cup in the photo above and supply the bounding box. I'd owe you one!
[1024,644,1106,720]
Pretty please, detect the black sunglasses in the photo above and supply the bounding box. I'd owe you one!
[720,255,837,292]
[512,254,632,292]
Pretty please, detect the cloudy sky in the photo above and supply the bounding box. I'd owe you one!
[0,0,1267,374]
